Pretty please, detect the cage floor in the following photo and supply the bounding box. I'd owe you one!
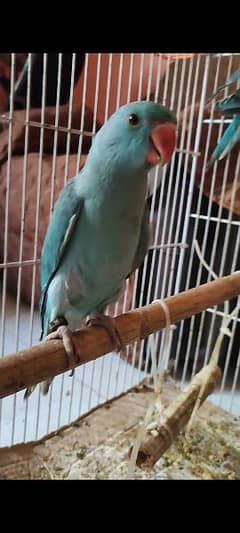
[0,376,240,480]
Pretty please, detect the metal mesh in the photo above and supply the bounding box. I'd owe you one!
[0,53,239,446]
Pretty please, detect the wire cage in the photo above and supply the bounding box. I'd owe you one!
[0,52,240,448]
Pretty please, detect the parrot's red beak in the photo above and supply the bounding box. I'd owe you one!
[147,122,177,166]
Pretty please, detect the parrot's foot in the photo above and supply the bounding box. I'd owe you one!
[86,312,124,352]
[45,325,80,375]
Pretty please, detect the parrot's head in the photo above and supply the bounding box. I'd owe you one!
[88,100,177,176]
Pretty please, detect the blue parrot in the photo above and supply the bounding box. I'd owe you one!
[25,100,177,397]
[207,67,240,167]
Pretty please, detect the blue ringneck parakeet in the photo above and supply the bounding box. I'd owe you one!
[207,67,240,167]
[25,100,177,398]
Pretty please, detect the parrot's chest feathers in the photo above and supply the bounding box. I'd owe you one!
[86,180,146,262]
[72,178,147,290]
[46,174,148,320]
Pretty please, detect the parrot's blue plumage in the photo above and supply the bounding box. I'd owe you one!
[208,67,240,167]
[25,100,177,397]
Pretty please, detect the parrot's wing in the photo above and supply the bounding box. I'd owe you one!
[208,114,240,167]
[224,67,240,87]
[216,88,240,115]
[40,179,84,336]
[126,201,150,278]
[207,67,240,103]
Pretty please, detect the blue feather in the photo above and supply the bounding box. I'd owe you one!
[208,68,240,167]
[208,114,240,166]
[207,67,240,103]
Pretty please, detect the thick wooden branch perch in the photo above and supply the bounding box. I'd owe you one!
[0,272,239,399]
[132,363,221,471]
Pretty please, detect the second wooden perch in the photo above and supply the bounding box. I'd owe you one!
[0,271,239,399]
[131,363,221,471]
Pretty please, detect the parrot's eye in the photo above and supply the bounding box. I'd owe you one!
[128,113,140,127]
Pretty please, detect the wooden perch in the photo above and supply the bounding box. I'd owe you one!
[132,363,221,471]
[0,271,239,399]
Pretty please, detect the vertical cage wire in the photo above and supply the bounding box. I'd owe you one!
[11,54,32,445]
[63,53,77,186]
[46,53,66,436]
[126,53,135,103]
[29,53,48,442]
[0,53,16,444]
[0,54,16,356]
[50,53,77,432]
[75,53,89,174]
[49,54,63,216]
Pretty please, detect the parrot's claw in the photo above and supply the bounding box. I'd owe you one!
[45,325,80,374]
[86,312,124,352]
